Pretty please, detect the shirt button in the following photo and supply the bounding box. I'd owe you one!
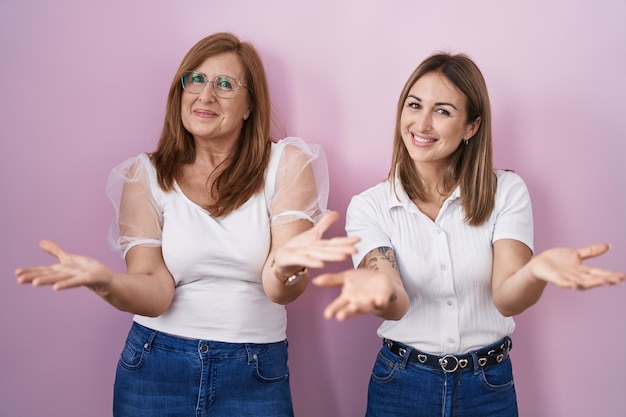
[446,300,453,306]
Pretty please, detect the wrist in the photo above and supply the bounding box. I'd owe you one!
[271,259,308,286]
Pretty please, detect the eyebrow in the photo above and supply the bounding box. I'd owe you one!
[407,95,458,110]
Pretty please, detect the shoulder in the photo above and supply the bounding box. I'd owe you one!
[107,153,158,192]
[495,169,528,187]
[493,169,532,214]
[348,180,393,211]
[111,153,153,174]
[272,137,324,161]
[495,169,529,195]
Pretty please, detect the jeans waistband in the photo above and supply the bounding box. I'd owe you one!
[383,336,512,373]
[128,321,287,358]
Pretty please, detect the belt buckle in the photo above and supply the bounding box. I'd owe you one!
[439,355,459,373]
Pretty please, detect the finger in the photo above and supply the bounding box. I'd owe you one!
[39,239,69,260]
[577,243,611,260]
[575,268,626,288]
[302,246,357,264]
[31,267,75,287]
[15,268,38,284]
[322,296,349,320]
[312,211,340,235]
[324,236,361,247]
[16,266,59,284]
[312,272,346,287]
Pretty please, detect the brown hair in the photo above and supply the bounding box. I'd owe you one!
[389,53,496,225]
[151,32,272,217]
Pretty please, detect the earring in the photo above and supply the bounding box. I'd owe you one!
[463,139,469,145]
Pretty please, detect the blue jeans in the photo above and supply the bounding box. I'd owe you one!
[113,322,294,417]
[365,338,518,417]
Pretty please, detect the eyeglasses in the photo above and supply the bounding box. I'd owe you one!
[181,71,248,99]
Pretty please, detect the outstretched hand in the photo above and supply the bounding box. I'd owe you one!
[272,211,360,272]
[313,268,399,321]
[529,243,625,290]
[15,240,112,292]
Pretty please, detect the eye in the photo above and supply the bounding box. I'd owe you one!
[216,76,235,91]
[406,100,421,110]
[436,108,451,116]
[190,72,206,85]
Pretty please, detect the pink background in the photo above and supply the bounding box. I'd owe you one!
[1,1,625,416]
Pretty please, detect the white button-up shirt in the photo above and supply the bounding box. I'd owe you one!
[346,170,533,354]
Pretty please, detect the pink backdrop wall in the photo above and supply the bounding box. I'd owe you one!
[2,1,625,416]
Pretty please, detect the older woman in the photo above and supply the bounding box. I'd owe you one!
[16,32,357,417]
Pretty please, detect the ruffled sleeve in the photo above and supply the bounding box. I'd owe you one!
[106,153,163,259]
[266,137,329,226]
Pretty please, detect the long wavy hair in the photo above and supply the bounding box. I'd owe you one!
[151,32,272,217]
[389,53,496,225]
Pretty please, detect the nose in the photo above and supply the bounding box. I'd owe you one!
[414,111,433,133]
[198,81,217,103]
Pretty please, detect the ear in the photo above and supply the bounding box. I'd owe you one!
[243,109,251,120]
[465,116,481,140]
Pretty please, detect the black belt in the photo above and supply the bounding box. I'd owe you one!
[384,337,511,373]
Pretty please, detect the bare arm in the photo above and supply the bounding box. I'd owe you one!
[491,239,542,317]
[16,240,175,317]
[492,239,626,317]
[313,246,409,321]
[263,211,360,304]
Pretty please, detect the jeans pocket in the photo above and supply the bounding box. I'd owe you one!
[118,334,147,371]
[480,357,515,391]
[370,351,398,383]
[252,342,290,383]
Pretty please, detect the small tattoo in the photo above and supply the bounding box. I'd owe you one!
[358,246,398,272]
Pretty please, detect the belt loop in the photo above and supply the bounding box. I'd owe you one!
[469,350,481,374]
[505,336,513,352]
[245,343,255,363]
[142,329,158,353]
[385,339,410,370]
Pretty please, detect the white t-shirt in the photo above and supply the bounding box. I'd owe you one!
[106,137,328,343]
[346,170,533,354]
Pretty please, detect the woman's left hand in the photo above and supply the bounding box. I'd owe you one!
[528,243,626,290]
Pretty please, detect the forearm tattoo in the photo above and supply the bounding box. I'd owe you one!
[358,246,399,303]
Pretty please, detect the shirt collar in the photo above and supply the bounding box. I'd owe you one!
[387,174,461,210]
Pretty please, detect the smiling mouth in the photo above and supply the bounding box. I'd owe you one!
[412,133,437,144]
[194,109,217,118]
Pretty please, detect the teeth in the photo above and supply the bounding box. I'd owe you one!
[413,134,435,143]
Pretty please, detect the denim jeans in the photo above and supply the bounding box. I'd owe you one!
[113,322,294,417]
[365,338,518,417]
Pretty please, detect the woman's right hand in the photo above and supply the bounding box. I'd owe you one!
[16,239,113,294]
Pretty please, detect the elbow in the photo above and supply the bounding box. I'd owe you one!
[496,306,518,318]
[128,303,170,318]
[381,298,409,321]
[385,311,406,321]
[266,290,302,306]
[268,295,291,305]
[126,293,174,317]
[494,300,526,318]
